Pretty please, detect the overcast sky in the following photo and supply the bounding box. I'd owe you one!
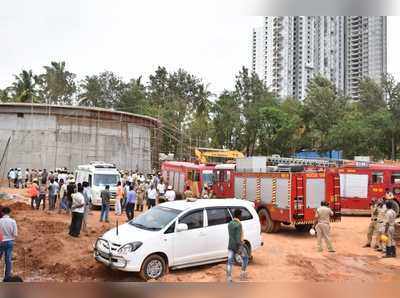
[0,0,399,94]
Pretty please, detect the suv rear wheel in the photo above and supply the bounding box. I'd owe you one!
[140,254,167,280]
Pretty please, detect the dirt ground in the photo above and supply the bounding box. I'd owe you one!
[0,187,400,282]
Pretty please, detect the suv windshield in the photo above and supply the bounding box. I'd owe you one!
[94,174,119,187]
[129,206,180,231]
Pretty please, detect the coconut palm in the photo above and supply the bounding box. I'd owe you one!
[39,61,76,105]
[11,70,40,103]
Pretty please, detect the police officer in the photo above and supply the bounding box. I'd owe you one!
[363,199,378,248]
[315,201,335,253]
[375,198,387,252]
[383,200,397,258]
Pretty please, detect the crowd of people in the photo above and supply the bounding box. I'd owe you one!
[19,168,203,239]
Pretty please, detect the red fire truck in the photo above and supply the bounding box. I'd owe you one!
[213,157,341,233]
[339,162,400,215]
[161,161,215,197]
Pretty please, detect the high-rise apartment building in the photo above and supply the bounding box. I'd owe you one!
[345,16,387,98]
[251,16,387,99]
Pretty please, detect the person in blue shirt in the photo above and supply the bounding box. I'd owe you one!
[126,185,136,221]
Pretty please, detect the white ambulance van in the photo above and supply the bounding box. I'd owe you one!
[75,162,121,207]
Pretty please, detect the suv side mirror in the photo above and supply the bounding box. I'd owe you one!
[176,223,188,232]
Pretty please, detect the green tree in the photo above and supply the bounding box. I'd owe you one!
[79,71,126,108]
[234,67,277,155]
[147,66,209,157]
[116,77,148,114]
[10,70,40,103]
[302,75,347,151]
[0,88,11,102]
[358,77,385,111]
[211,90,242,149]
[382,73,400,159]
[258,98,303,156]
[187,84,213,152]
[39,61,76,105]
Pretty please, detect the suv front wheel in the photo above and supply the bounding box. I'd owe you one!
[140,254,167,280]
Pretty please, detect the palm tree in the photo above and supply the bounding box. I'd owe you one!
[78,75,103,107]
[40,61,76,105]
[11,70,40,103]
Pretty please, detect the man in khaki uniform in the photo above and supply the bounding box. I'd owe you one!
[364,199,379,248]
[136,182,145,212]
[315,201,335,253]
[383,200,397,258]
[375,199,387,252]
[183,186,193,200]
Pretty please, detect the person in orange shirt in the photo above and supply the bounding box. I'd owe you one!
[27,180,39,209]
[115,181,123,216]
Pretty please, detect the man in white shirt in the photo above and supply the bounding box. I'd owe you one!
[147,184,157,208]
[9,169,16,188]
[165,185,176,202]
[157,180,166,196]
[69,184,85,237]
[0,207,18,281]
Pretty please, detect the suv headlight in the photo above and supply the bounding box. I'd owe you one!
[117,242,143,255]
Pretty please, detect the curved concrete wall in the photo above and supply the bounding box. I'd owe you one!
[0,104,160,177]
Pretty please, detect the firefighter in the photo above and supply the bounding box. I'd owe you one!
[375,198,387,252]
[314,201,335,253]
[363,199,378,248]
[383,200,397,258]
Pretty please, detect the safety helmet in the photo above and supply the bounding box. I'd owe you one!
[380,234,389,243]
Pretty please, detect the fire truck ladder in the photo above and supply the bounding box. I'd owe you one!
[293,175,305,220]
[332,175,341,220]
[266,156,339,167]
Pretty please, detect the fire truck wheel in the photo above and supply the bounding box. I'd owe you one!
[258,208,274,233]
[392,200,400,216]
[295,224,312,232]
[272,221,281,233]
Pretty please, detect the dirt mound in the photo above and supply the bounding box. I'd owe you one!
[8,201,31,211]
[31,220,67,234]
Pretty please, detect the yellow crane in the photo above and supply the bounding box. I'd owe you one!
[194,147,244,164]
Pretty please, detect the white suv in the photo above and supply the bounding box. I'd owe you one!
[94,199,262,280]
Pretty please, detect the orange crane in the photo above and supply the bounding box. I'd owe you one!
[194,147,244,164]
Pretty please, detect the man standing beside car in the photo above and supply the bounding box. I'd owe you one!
[227,209,248,282]
[125,185,136,221]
